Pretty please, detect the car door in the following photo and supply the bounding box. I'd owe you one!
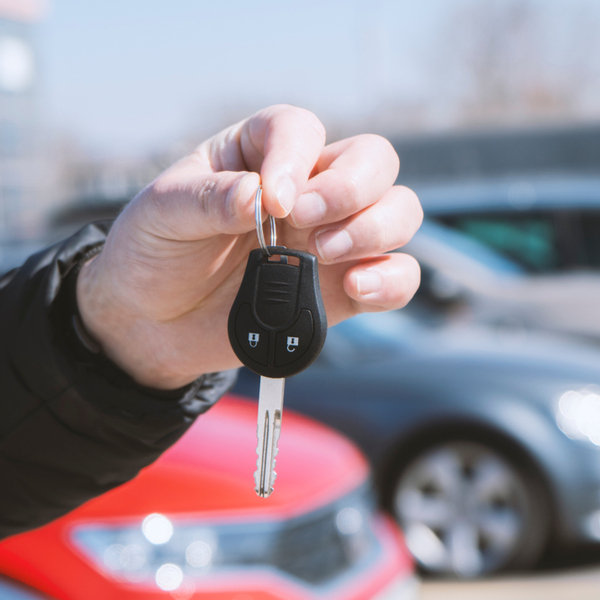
[574,209,600,270]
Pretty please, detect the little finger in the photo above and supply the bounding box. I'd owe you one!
[344,253,421,313]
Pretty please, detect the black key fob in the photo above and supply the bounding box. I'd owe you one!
[228,246,327,378]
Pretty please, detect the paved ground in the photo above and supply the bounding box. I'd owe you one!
[421,550,600,600]
[421,567,600,600]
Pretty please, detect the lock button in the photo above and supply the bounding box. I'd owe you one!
[235,304,269,365]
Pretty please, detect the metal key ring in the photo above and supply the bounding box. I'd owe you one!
[255,185,276,256]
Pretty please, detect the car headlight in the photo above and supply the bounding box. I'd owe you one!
[556,388,600,446]
[70,488,377,594]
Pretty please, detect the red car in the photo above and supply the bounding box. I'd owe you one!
[0,396,417,600]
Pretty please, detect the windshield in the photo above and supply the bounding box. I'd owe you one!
[415,219,526,276]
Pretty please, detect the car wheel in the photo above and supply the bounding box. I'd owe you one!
[391,439,549,578]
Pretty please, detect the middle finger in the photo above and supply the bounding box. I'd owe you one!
[288,134,400,229]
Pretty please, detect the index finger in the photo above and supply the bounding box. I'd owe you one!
[241,105,326,218]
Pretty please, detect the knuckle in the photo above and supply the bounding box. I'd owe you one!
[361,132,391,149]
[194,179,219,217]
[271,104,326,143]
[339,176,363,212]
[348,134,399,185]
[143,177,174,217]
[405,254,422,284]
[148,173,173,198]
[371,217,389,254]
[380,136,400,173]
[396,186,424,245]
[299,109,327,143]
[359,133,399,164]
[267,103,296,115]
[402,186,423,216]
[409,191,424,229]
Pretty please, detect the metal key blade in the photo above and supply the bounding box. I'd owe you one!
[254,376,285,498]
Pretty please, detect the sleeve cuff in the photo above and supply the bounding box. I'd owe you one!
[52,238,238,424]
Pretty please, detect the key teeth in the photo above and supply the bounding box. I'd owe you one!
[255,389,283,499]
[254,457,277,498]
[254,421,268,496]
[254,450,278,497]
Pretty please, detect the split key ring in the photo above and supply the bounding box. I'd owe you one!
[255,185,277,256]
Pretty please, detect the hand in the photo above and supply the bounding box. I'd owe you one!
[76,105,423,389]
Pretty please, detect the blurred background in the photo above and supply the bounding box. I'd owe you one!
[3,0,600,240]
[3,0,600,598]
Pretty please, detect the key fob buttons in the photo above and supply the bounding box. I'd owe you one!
[228,247,327,378]
[274,309,314,367]
[235,303,269,365]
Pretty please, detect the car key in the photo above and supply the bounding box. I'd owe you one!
[228,186,327,497]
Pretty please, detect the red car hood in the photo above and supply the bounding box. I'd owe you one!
[72,394,370,521]
[0,396,376,597]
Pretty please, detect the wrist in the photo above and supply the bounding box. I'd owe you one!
[76,255,199,390]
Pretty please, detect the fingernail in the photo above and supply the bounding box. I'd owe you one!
[316,229,353,262]
[290,192,326,228]
[274,176,296,215]
[355,270,382,296]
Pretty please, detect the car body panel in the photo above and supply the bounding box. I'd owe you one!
[234,312,600,548]
[414,175,600,214]
[403,176,600,341]
[0,396,414,600]
[405,218,600,341]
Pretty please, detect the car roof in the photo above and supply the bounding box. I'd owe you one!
[412,175,600,215]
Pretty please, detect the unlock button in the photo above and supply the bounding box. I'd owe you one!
[275,310,314,367]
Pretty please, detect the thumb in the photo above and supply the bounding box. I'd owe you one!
[135,159,261,241]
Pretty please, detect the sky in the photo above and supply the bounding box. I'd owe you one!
[33,0,600,158]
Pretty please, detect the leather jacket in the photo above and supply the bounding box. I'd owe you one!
[0,221,236,539]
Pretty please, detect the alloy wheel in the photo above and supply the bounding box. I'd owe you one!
[393,441,533,577]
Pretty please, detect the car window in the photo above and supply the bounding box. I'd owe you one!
[412,219,525,275]
[578,211,600,269]
[439,214,560,273]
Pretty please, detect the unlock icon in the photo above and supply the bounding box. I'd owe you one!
[248,333,260,348]
[286,336,299,352]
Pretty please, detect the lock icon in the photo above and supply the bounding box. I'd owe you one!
[248,333,260,348]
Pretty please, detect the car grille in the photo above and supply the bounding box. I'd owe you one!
[273,508,352,584]
[71,486,378,590]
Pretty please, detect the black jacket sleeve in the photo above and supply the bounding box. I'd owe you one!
[0,221,237,539]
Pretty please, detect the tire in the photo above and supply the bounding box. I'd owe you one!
[389,438,550,578]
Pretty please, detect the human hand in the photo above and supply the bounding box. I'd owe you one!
[76,105,422,389]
